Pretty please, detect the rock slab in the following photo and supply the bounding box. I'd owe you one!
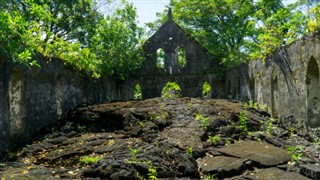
[217,141,291,166]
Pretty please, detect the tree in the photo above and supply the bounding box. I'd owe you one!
[172,0,256,67]
[250,6,307,59]
[147,0,310,67]
[0,0,144,79]
[1,0,102,45]
[89,1,144,79]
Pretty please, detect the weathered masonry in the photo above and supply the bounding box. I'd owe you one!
[2,8,320,156]
[139,9,223,98]
[226,33,320,129]
[0,55,134,153]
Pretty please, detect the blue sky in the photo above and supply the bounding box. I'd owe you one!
[127,0,170,26]
[128,0,298,26]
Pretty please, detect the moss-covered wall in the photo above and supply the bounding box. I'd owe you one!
[226,33,320,130]
[0,55,135,154]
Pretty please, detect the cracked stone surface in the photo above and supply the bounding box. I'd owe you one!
[0,98,318,179]
[217,141,291,166]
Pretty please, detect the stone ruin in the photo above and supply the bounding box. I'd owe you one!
[1,8,320,154]
[138,9,223,98]
[226,33,320,129]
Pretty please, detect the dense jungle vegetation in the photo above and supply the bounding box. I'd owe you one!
[0,0,320,79]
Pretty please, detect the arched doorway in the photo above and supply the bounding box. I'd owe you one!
[306,57,320,127]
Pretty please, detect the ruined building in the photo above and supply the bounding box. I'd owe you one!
[1,8,320,154]
[0,55,134,153]
[138,9,223,98]
[226,33,320,129]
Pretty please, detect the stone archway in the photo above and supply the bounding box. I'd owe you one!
[306,57,320,128]
[271,68,279,117]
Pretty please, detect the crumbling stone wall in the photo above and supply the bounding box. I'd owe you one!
[140,10,222,98]
[226,33,320,129]
[0,55,135,154]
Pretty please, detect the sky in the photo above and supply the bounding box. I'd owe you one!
[128,0,298,26]
[127,0,170,26]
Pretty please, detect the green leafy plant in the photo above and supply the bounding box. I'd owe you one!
[204,174,216,180]
[209,135,221,146]
[195,114,210,130]
[148,166,158,180]
[129,147,140,161]
[77,124,87,133]
[79,155,102,165]
[202,81,212,97]
[162,82,181,98]
[238,111,248,134]
[244,100,259,109]
[225,138,232,145]
[186,147,193,156]
[139,121,144,128]
[287,145,303,163]
[259,104,269,112]
[289,128,295,138]
[134,84,142,99]
[266,118,275,135]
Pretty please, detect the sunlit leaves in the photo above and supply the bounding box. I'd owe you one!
[0,0,143,79]
[306,4,320,32]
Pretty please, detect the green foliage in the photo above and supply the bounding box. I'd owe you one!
[202,81,212,97]
[244,100,269,112]
[186,147,193,156]
[79,155,101,165]
[178,47,186,69]
[134,84,142,99]
[129,147,140,161]
[306,4,320,32]
[156,48,165,69]
[287,145,303,163]
[204,174,216,180]
[209,135,221,146]
[77,124,87,133]
[148,0,318,68]
[195,114,210,130]
[0,0,143,79]
[259,104,269,112]
[244,100,259,109]
[238,111,249,134]
[266,118,275,135]
[250,6,307,60]
[289,128,296,138]
[148,166,158,180]
[162,82,181,98]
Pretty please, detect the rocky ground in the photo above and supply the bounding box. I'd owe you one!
[1,97,320,179]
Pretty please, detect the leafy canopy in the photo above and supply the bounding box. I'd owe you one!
[0,0,144,79]
[147,0,319,68]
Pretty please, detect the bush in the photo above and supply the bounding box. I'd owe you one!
[162,82,181,98]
